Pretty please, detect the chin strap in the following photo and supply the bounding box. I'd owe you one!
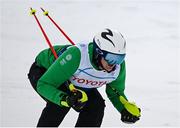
[93,54,103,70]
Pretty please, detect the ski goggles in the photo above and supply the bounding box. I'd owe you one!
[95,48,126,65]
[104,53,126,65]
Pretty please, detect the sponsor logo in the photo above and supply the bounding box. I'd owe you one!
[66,54,72,61]
[72,76,107,87]
[60,54,72,65]
[60,59,66,65]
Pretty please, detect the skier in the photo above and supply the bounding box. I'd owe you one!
[28,28,141,127]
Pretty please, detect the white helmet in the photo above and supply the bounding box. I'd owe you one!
[93,28,126,65]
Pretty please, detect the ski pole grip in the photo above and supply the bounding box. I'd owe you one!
[40,7,49,16]
[43,11,49,16]
[30,8,36,15]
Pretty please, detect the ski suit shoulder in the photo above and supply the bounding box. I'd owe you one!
[36,45,81,106]
[35,45,69,69]
[106,61,127,112]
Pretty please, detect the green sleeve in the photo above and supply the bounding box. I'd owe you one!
[35,45,69,69]
[36,46,81,106]
[106,61,127,112]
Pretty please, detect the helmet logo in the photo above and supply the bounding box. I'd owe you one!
[101,29,115,47]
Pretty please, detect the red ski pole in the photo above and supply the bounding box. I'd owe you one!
[30,8,58,59]
[40,7,75,45]
[30,8,81,94]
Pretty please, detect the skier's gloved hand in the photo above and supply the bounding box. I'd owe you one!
[119,96,141,124]
[67,90,87,112]
[120,108,140,123]
[61,84,88,112]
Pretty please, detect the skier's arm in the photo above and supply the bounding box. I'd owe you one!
[36,46,81,106]
[35,45,69,69]
[106,61,127,112]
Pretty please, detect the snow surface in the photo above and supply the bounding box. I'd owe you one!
[0,0,180,127]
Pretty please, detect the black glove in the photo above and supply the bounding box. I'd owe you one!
[120,108,140,124]
[65,90,86,112]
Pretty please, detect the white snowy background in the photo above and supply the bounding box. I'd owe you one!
[0,0,180,127]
